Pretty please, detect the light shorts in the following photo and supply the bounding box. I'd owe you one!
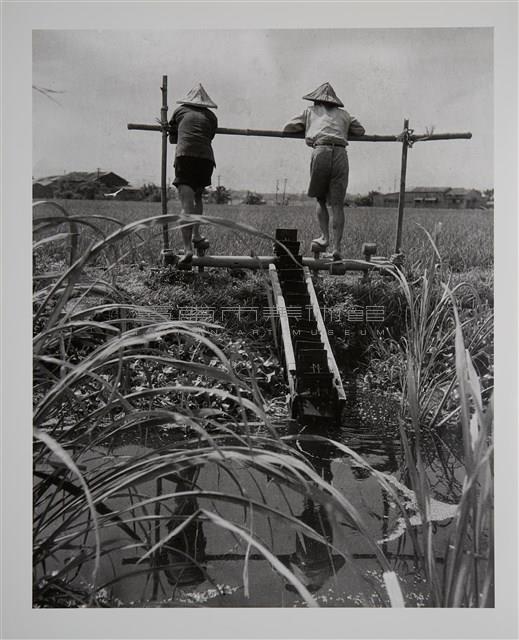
[308,146,349,205]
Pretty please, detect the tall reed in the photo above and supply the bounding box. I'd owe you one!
[371,231,494,606]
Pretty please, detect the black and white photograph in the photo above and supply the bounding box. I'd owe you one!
[2,1,518,638]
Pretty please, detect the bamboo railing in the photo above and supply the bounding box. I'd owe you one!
[127,123,472,144]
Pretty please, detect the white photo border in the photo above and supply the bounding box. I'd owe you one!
[2,2,517,638]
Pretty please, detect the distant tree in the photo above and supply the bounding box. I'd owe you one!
[54,179,114,200]
[205,185,232,204]
[243,191,266,205]
[77,182,100,200]
[354,195,369,206]
[139,183,163,202]
[484,188,494,199]
[354,190,380,207]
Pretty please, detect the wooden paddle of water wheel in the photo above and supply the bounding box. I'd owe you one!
[269,228,346,426]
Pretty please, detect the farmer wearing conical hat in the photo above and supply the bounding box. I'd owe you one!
[169,84,218,265]
[283,82,365,260]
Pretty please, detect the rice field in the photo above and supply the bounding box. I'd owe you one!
[34,199,493,273]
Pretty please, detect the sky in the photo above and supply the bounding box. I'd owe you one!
[33,28,493,194]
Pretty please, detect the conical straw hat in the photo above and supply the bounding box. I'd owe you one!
[302,82,343,107]
[176,83,218,109]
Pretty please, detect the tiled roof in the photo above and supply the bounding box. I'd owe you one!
[411,187,451,193]
[34,171,126,183]
[63,171,108,181]
[447,188,471,196]
[33,176,61,186]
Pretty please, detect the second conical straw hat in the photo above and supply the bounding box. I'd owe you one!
[302,82,343,107]
[176,83,218,109]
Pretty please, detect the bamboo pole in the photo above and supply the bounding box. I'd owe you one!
[395,118,409,254]
[171,254,394,272]
[303,267,346,404]
[409,132,472,142]
[160,76,169,250]
[127,123,472,143]
[269,266,296,397]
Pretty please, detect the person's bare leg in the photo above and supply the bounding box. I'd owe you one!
[315,198,330,246]
[330,203,345,256]
[192,189,204,242]
[178,184,195,257]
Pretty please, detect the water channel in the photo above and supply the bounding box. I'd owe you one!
[44,382,464,608]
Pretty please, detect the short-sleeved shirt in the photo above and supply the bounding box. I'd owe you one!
[283,104,365,147]
[169,105,218,164]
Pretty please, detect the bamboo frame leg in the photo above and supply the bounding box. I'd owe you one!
[395,118,409,254]
[160,75,169,251]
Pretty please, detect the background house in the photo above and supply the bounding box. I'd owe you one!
[32,176,60,199]
[33,171,128,199]
[372,187,484,209]
[61,171,128,189]
[444,188,484,209]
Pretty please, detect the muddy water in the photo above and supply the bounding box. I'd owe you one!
[60,387,465,608]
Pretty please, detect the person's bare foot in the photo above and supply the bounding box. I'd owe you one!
[178,251,194,266]
[311,236,329,252]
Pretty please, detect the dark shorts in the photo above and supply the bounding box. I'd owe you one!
[173,156,214,190]
[308,146,349,205]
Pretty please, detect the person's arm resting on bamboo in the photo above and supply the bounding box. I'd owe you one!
[283,112,307,134]
[348,116,365,137]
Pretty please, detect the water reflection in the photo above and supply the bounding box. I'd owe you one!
[278,499,346,594]
[68,387,464,607]
[278,438,345,593]
[161,468,207,590]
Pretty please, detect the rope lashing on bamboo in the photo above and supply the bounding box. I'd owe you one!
[395,126,415,147]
